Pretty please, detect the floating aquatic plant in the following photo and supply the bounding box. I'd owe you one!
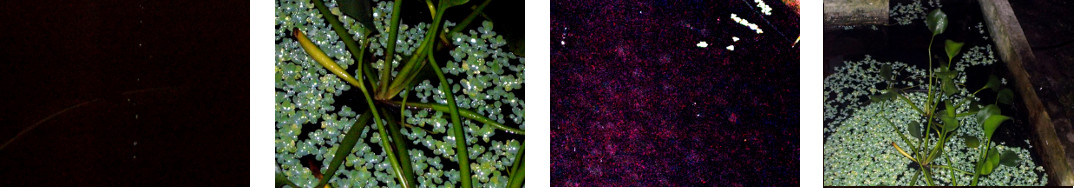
[275,0,524,187]
[823,8,1046,186]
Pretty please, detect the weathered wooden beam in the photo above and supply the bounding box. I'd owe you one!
[979,0,1074,185]
[823,0,889,28]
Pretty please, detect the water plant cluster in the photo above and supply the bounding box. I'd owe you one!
[823,9,1047,186]
[274,0,525,187]
[890,0,943,26]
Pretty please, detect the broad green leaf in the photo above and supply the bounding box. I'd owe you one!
[910,121,923,138]
[870,88,899,102]
[997,88,1015,105]
[976,104,1001,127]
[986,75,1002,92]
[941,107,959,133]
[962,135,980,148]
[939,69,958,96]
[945,40,964,63]
[940,101,959,132]
[1000,150,1020,166]
[976,148,1001,175]
[983,115,1010,142]
[338,0,376,30]
[881,64,893,81]
[926,9,948,36]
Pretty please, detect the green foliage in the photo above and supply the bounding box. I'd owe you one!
[926,9,947,36]
[962,135,980,148]
[945,39,964,63]
[999,150,1021,167]
[275,0,523,187]
[976,147,1001,175]
[941,101,958,133]
[976,104,1008,142]
[997,88,1014,105]
[337,0,376,31]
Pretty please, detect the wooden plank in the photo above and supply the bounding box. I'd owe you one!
[823,0,889,28]
[979,0,1074,185]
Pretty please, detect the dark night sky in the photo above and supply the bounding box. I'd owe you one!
[551,0,799,186]
[0,0,249,186]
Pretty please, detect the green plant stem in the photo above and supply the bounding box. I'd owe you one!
[880,111,918,153]
[384,1,449,99]
[897,93,926,115]
[380,0,405,95]
[972,140,992,186]
[388,101,525,135]
[918,35,938,186]
[427,48,473,188]
[943,147,958,186]
[444,0,492,40]
[384,112,416,188]
[315,112,372,188]
[932,165,974,176]
[509,142,524,176]
[309,0,364,71]
[910,172,921,186]
[276,170,300,188]
[507,157,525,188]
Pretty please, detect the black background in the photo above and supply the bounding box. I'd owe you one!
[0,0,249,186]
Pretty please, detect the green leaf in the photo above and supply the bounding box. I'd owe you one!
[982,115,1010,142]
[976,104,1001,127]
[881,64,893,82]
[976,148,1001,175]
[338,0,376,31]
[276,170,299,188]
[926,9,948,36]
[999,150,1020,166]
[986,75,1002,92]
[997,88,1015,105]
[962,135,980,148]
[945,113,962,133]
[910,121,924,138]
[315,112,372,188]
[938,68,958,96]
[941,102,959,132]
[945,39,964,63]
[448,0,471,6]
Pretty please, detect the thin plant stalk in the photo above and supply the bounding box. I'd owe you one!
[380,0,405,95]
[384,112,417,188]
[383,0,449,99]
[509,142,524,176]
[427,47,472,188]
[390,101,524,135]
[309,0,365,71]
[442,0,493,44]
[315,112,372,188]
[507,157,524,188]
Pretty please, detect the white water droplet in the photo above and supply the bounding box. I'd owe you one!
[696,41,709,48]
[135,114,139,119]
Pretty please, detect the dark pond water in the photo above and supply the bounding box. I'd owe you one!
[0,0,249,186]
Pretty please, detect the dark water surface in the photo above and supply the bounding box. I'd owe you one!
[551,0,800,186]
[0,0,249,186]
